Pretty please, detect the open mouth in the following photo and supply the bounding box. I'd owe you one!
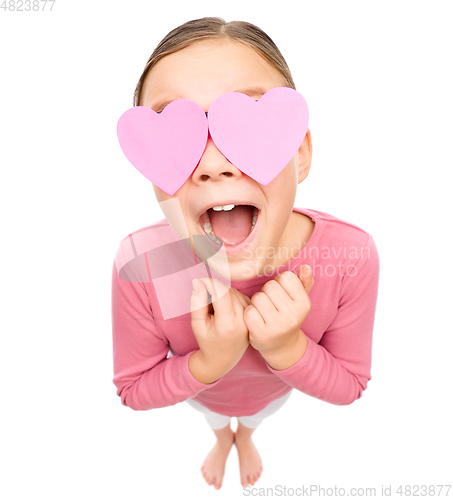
[198,204,260,246]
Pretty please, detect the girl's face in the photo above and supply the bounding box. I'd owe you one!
[142,38,312,281]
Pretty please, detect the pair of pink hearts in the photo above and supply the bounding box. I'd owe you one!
[117,87,309,195]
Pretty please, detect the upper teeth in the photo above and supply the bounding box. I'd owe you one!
[212,204,236,211]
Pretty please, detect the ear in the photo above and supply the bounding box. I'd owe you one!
[297,128,312,184]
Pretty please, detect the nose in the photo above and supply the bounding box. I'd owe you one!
[191,131,243,185]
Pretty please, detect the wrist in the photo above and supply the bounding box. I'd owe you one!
[188,350,223,385]
[262,330,308,371]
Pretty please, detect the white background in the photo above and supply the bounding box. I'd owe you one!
[1,1,452,498]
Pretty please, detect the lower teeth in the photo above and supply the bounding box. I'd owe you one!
[202,222,221,243]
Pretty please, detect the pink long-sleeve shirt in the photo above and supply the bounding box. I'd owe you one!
[111,207,380,416]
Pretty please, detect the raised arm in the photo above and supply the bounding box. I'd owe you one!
[265,234,380,405]
[111,258,221,411]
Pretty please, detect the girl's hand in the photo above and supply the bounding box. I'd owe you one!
[244,266,314,370]
[189,277,252,384]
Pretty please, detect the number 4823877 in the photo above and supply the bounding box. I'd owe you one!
[1,0,56,11]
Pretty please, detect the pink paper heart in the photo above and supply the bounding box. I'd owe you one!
[208,87,309,185]
[117,100,208,196]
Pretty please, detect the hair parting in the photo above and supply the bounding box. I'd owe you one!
[133,17,295,107]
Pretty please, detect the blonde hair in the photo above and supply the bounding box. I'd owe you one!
[133,17,295,107]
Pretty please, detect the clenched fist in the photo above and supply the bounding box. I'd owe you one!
[189,277,252,384]
[244,266,315,370]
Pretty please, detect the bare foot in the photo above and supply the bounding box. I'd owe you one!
[200,426,234,490]
[234,429,263,487]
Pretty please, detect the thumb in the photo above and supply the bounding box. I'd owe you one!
[299,265,315,295]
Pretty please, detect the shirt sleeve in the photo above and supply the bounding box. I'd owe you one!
[266,233,380,405]
[111,251,222,411]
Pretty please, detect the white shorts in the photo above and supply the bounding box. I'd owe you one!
[186,390,292,430]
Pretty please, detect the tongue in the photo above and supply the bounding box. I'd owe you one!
[209,205,254,245]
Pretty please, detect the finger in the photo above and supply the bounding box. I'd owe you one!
[190,278,210,329]
[249,291,276,325]
[197,277,234,319]
[298,265,315,294]
[244,303,265,330]
[273,271,307,302]
[232,288,253,310]
[260,279,292,313]
[221,286,248,315]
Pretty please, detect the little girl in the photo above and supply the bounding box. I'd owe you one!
[111,17,380,490]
